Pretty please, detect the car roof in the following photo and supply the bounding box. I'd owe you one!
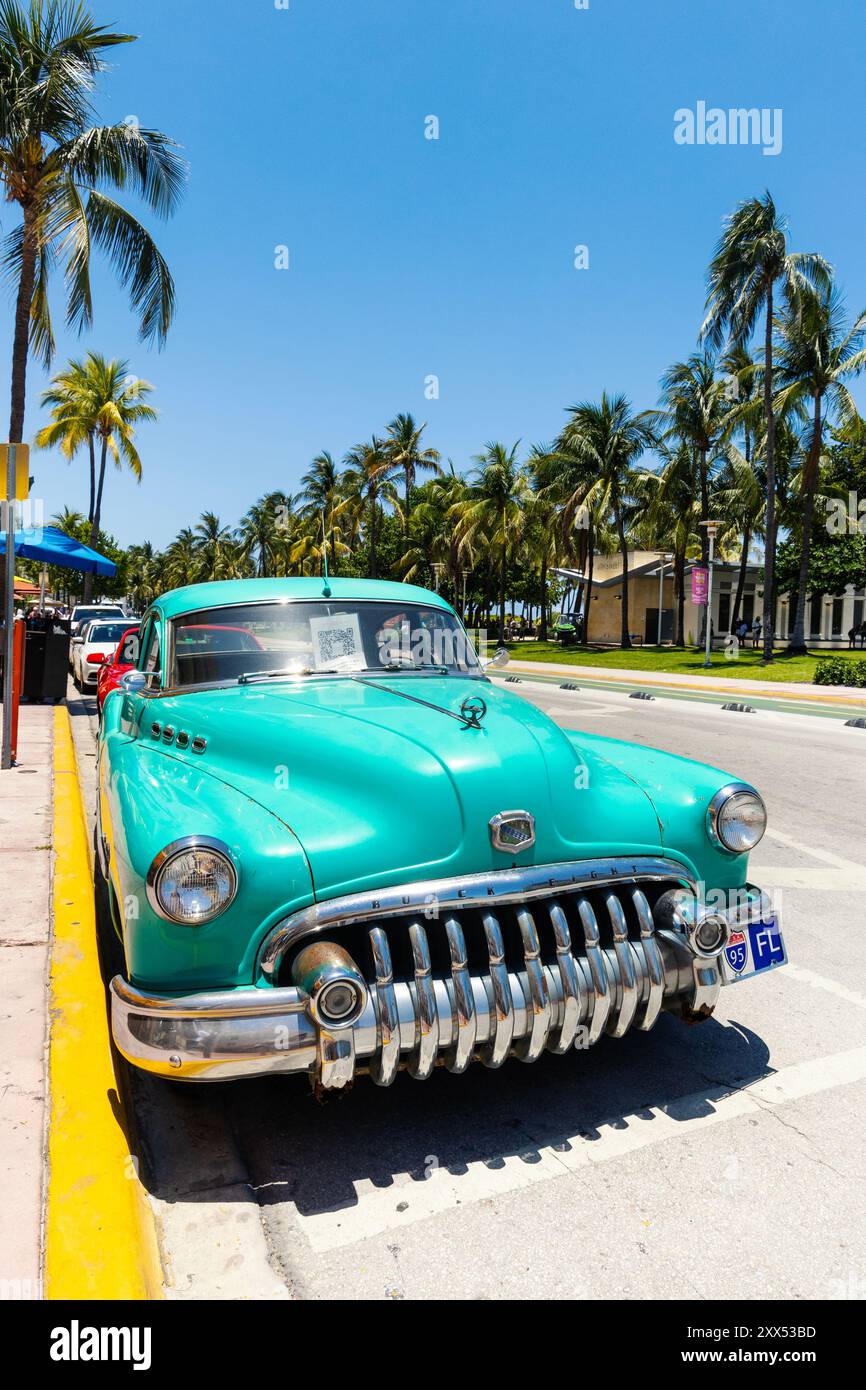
[152,577,457,621]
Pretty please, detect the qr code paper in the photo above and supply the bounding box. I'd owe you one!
[309,613,365,671]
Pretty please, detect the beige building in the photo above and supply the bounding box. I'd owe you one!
[554,552,866,649]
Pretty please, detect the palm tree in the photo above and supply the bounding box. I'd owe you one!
[400,469,471,602]
[193,512,239,581]
[701,192,830,661]
[125,540,161,610]
[298,452,344,570]
[714,445,765,635]
[35,353,155,598]
[342,437,396,579]
[163,528,198,589]
[525,445,562,640]
[773,285,866,652]
[453,442,528,644]
[383,413,440,533]
[657,354,726,565]
[0,0,184,443]
[634,442,701,646]
[557,394,657,649]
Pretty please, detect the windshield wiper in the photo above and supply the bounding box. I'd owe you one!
[372,662,451,674]
[238,667,338,684]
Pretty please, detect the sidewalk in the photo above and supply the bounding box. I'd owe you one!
[0,703,54,1298]
[501,657,866,708]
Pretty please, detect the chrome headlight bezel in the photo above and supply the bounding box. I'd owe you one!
[707,783,767,854]
[146,836,239,926]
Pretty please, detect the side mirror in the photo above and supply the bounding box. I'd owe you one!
[482,646,510,670]
[72,635,84,645]
[120,670,148,695]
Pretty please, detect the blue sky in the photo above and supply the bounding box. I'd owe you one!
[5,0,866,548]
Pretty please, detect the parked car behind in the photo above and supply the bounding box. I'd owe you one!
[72,619,136,692]
[96,626,141,714]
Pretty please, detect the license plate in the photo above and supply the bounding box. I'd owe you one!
[720,918,787,984]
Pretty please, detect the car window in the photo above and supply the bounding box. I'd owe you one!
[89,623,131,645]
[117,630,140,665]
[169,601,480,687]
[142,625,161,687]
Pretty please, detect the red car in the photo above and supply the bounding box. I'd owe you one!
[96,623,265,713]
[96,626,141,714]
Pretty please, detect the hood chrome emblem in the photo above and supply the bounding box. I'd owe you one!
[489,810,536,852]
[460,695,487,728]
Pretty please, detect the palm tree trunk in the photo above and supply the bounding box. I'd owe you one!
[762,282,776,662]
[539,549,548,641]
[616,505,631,648]
[8,206,38,443]
[731,527,751,632]
[404,464,413,537]
[87,435,96,525]
[84,437,109,602]
[788,392,823,654]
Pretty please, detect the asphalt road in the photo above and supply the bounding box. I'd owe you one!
[68,674,866,1301]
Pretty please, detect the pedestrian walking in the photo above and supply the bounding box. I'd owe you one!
[752,616,762,649]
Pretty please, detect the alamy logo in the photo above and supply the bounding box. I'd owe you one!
[50,1321,152,1371]
[674,102,783,157]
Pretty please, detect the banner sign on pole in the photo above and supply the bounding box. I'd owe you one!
[0,443,29,502]
[691,566,709,605]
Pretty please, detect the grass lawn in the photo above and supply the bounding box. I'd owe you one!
[502,641,866,685]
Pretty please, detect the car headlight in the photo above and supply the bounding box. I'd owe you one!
[707,784,767,854]
[146,837,238,925]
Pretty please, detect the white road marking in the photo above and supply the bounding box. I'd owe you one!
[782,963,866,1012]
[293,1043,866,1254]
[755,865,866,890]
[764,827,866,875]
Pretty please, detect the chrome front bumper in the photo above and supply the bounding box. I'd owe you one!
[110,862,777,1087]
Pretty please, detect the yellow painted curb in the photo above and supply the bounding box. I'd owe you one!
[45,706,163,1300]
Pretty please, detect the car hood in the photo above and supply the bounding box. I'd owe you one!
[146,675,667,901]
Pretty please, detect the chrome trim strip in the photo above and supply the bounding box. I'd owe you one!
[577,896,610,1043]
[444,918,476,1073]
[514,909,551,1062]
[406,922,439,1081]
[368,928,400,1086]
[258,856,694,978]
[605,892,638,1038]
[632,887,665,1031]
[547,902,581,1053]
[479,914,514,1068]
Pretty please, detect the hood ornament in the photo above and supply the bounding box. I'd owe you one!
[459,695,487,728]
[489,810,536,852]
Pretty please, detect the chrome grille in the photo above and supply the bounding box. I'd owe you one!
[265,860,701,1088]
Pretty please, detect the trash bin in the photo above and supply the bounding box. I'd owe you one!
[21,627,69,701]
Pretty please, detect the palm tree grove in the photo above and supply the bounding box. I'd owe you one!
[3,5,865,689]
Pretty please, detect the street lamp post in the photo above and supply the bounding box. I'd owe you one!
[656,552,668,646]
[699,520,720,668]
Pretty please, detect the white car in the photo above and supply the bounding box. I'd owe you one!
[69,602,125,639]
[71,618,135,691]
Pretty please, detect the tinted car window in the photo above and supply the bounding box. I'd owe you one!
[170,602,480,687]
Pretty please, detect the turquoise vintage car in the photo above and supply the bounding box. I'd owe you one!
[99,577,786,1089]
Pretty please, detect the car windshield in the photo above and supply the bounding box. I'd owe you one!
[169,601,481,687]
[75,606,123,623]
[88,622,132,645]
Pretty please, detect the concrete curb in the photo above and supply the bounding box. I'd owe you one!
[44,706,163,1300]
[502,658,866,709]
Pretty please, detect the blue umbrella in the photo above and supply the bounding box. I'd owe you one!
[0,526,116,577]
